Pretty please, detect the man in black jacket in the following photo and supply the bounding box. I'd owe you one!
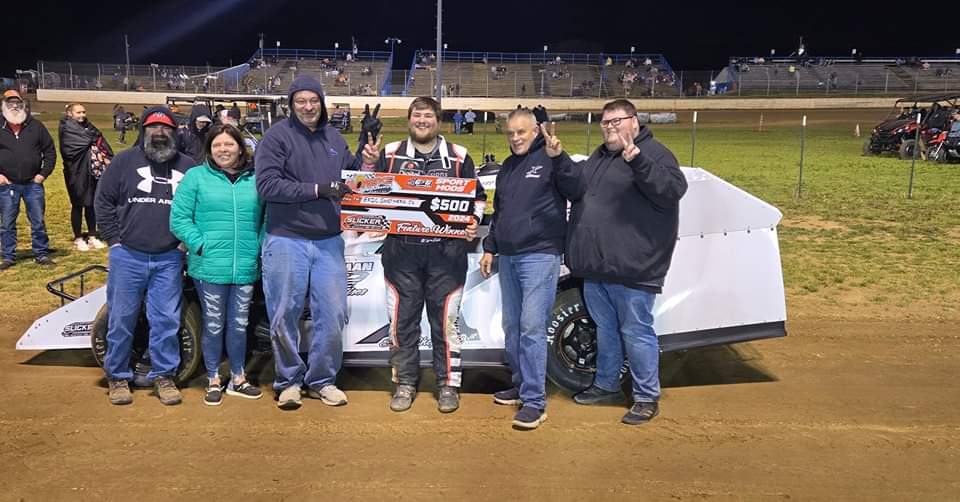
[0,90,56,270]
[95,106,195,406]
[176,104,213,164]
[479,108,577,429]
[561,99,687,425]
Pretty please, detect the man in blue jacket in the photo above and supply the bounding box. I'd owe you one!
[560,99,687,425]
[479,108,578,429]
[256,75,380,411]
[94,106,195,406]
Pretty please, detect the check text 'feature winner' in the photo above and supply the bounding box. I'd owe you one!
[340,171,479,239]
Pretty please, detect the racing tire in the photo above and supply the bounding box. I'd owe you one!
[927,145,947,164]
[899,139,920,160]
[91,299,203,386]
[546,287,627,394]
[862,141,876,156]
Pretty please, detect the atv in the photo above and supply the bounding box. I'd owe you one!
[17,160,788,394]
[925,116,960,163]
[863,94,960,159]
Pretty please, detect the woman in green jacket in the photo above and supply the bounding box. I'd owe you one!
[171,123,264,406]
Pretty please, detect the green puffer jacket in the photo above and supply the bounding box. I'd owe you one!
[170,161,264,285]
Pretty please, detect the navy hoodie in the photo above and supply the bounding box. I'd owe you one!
[482,135,578,256]
[176,104,212,164]
[94,106,195,253]
[255,75,362,239]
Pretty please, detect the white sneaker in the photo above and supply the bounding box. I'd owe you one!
[308,384,348,406]
[87,236,107,249]
[74,238,90,252]
[277,384,302,411]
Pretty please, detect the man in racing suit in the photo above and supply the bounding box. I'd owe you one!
[366,97,483,413]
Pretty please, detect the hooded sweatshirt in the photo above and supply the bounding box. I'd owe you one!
[176,104,212,164]
[94,106,195,253]
[482,135,578,256]
[255,75,362,240]
[0,110,56,183]
[560,126,687,292]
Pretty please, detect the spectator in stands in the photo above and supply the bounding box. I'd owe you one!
[170,123,263,406]
[0,90,56,270]
[58,103,112,252]
[453,109,464,134]
[177,105,213,164]
[464,108,477,134]
[255,75,380,411]
[94,107,196,405]
[562,99,687,425]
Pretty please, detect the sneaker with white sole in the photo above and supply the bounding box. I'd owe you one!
[226,381,263,400]
[204,383,223,406]
[512,406,547,430]
[87,236,107,249]
[493,387,521,406]
[307,384,348,406]
[277,384,302,410]
[74,238,90,252]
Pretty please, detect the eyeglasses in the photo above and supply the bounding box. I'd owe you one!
[293,98,322,107]
[600,115,635,128]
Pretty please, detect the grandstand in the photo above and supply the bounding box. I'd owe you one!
[402,50,680,98]
[241,48,393,97]
[724,56,960,95]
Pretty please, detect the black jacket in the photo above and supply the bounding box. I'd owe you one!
[483,135,577,256]
[561,126,687,292]
[59,118,112,207]
[95,106,195,253]
[176,105,212,164]
[0,114,56,184]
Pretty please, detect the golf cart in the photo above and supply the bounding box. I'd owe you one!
[17,160,788,393]
[864,94,960,159]
[330,103,353,133]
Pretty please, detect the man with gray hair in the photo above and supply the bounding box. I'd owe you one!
[0,89,57,270]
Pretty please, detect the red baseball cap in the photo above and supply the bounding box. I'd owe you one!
[143,111,176,128]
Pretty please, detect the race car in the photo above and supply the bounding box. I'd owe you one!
[16,158,787,393]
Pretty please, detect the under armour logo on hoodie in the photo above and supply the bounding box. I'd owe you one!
[136,166,184,194]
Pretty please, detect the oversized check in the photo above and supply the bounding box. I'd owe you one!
[340,170,478,239]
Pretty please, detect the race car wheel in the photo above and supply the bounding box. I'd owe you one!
[91,299,202,386]
[862,141,876,156]
[546,288,627,394]
[899,139,920,160]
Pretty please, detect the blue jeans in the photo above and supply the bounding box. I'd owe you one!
[498,252,561,411]
[0,182,50,261]
[583,280,660,403]
[104,245,184,381]
[261,234,346,392]
[193,279,255,380]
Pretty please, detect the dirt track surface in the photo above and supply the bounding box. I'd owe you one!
[2,316,958,501]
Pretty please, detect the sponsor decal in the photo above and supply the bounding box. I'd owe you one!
[407,178,433,188]
[346,261,374,297]
[343,214,390,231]
[395,222,467,237]
[359,195,422,208]
[62,321,92,338]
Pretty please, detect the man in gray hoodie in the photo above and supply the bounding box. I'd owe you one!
[255,75,380,410]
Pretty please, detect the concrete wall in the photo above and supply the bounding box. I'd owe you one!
[38,89,899,113]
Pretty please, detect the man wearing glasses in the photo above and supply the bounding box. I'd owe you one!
[255,75,380,410]
[559,99,687,425]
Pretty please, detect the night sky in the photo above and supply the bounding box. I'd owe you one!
[3,0,957,77]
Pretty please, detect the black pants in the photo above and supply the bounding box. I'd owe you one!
[382,237,467,388]
[71,205,96,239]
[465,122,474,134]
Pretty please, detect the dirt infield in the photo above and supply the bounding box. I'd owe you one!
[2,312,957,500]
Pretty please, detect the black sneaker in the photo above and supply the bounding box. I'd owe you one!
[437,385,459,413]
[390,384,417,412]
[204,384,223,406]
[35,256,56,266]
[226,381,263,400]
[493,387,521,406]
[573,385,624,405]
[0,259,15,271]
[622,401,659,425]
[512,405,547,430]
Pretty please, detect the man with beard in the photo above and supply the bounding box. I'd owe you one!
[58,103,113,252]
[94,107,195,406]
[0,90,56,270]
[176,104,213,164]
[256,75,380,411]
[365,97,483,414]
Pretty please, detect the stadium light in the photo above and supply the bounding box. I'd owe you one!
[630,46,635,54]
[770,49,775,56]
[851,48,857,56]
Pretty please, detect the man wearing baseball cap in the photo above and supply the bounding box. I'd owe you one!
[0,89,57,270]
[94,106,196,406]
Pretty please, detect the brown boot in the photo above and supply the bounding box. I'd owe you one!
[154,376,182,406]
[108,379,133,405]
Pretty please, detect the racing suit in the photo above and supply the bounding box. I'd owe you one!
[373,137,484,387]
